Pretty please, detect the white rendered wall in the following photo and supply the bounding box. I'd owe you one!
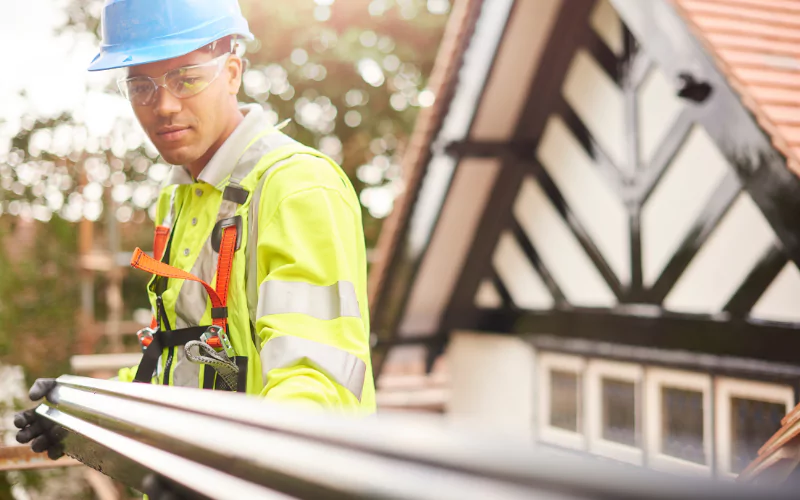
[446,331,536,439]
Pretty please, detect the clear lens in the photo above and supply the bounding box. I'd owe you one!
[121,78,157,105]
[117,54,229,106]
[165,64,218,98]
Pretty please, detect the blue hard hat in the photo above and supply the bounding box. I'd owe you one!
[88,0,254,72]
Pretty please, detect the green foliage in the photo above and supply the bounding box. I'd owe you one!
[0,217,80,382]
[239,0,447,246]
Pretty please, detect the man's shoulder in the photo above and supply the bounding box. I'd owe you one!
[252,141,357,213]
[254,138,349,196]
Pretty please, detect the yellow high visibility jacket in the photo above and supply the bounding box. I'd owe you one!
[118,105,376,414]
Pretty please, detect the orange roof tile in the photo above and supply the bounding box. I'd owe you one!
[674,0,800,178]
[738,400,800,481]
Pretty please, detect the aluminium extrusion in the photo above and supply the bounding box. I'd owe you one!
[38,377,565,500]
[35,376,799,500]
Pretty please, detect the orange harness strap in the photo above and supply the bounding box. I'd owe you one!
[153,225,170,262]
[131,223,238,332]
[148,225,172,330]
[212,225,237,330]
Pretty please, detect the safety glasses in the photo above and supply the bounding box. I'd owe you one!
[117,53,231,106]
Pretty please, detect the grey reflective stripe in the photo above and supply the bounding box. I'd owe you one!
[228,132,296,188]
[246,171,268,333]
[174,190,236,327]
[174,236,218,328]
[261,336,365,400]
[162,187,179,229]
[257,280,361,321]
[246,154,323,333]
[171,348,201,388]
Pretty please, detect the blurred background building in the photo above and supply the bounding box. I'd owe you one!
[370,0,800,482]
[3,0,800,498]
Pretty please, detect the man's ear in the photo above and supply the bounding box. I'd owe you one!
[226,55,243,95]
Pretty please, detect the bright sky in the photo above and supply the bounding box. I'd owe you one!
[0,0,135,152]
[0,0,439,221]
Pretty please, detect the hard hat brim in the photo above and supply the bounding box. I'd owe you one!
[88,31,254,72]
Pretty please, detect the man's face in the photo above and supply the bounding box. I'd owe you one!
[127,48,242,167]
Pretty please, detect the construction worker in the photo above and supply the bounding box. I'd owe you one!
[15,0,376,474]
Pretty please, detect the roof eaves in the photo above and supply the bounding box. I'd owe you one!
[367,0,486,317]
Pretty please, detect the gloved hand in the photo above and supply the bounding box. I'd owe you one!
[13,378,65,460]
[142,473,191,500]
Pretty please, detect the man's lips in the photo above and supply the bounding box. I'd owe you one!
[155,126,191,142]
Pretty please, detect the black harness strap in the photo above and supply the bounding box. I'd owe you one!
[134,327,249,393]
[203,365,216,389]
[134,327,208,383]
[235,357,248,393]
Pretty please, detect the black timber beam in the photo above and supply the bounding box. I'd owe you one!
[444,139,538,160]
[612,0,800,270]
[447,307,800,368]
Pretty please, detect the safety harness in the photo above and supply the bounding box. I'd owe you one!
[130,217,245,389]
[129,130,295,392]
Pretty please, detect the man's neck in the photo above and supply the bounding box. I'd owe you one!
[186,108,245,179]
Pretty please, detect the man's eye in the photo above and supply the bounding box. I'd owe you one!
[178,77,202,88]
[129,81,152,93]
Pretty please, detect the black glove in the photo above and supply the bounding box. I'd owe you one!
[142,473,191,500]
[14,378,64,460]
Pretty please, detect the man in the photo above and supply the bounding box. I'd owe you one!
[15,0,376,467]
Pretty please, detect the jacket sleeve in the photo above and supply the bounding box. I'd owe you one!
[254,158,371,413]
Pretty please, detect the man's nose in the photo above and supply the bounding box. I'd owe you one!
[152,85,182,117]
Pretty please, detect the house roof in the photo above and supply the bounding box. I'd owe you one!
[368,0,800,314]
[367,0,485,313]
[369,0,800,380]
[673,0,800,177]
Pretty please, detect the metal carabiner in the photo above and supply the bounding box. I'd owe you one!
[201,326,236,359]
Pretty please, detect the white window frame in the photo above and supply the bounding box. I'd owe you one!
[537,352,586,450]
[644,367,712,475]
[586,359,643,464]
[714,377,794,478]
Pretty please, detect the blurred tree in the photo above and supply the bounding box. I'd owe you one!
[0,0,449,250]
[239,0,449,245]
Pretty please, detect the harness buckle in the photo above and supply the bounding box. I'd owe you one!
[201,325,235,359]
[136,327,156,352]
[211,216,243,253]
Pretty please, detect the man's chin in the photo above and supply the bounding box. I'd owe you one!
[156,146,197,167]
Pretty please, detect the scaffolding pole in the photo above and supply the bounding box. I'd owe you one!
[28,376,797,500]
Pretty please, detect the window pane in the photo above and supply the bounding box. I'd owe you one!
[661,387,705,464]
[602,378,637,446]
[550,370,580,432]
[730,398,785,473]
